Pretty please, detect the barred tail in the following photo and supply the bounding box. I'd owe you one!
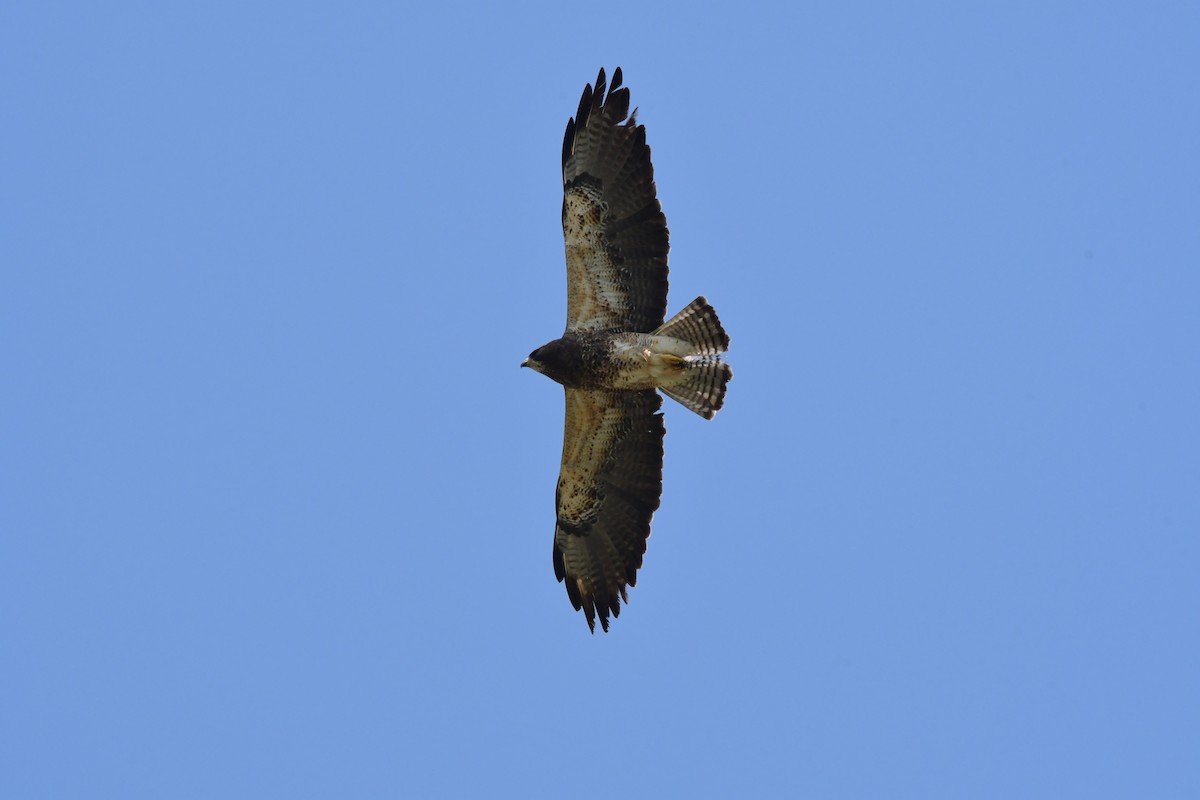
[660,360,732,420]
[654,296,729,356]
[655,296,732,419]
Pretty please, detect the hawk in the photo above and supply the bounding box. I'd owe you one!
[522,67,732,632]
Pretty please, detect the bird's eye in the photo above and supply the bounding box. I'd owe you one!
[528,349,541,360]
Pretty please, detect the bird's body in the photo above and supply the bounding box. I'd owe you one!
[523,68,732,632]
[527,299,731,412]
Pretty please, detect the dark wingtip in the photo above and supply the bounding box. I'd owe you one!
[564,67,639,172]
[562,117,575,172]
[574,80,594,134]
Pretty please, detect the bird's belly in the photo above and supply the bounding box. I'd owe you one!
[600,336,692,390]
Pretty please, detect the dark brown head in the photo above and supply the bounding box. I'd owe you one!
[521,337,583,386]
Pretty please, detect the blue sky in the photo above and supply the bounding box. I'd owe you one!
[3,2,1198,797]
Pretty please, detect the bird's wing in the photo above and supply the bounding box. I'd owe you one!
[553,387,664,632]
[562,67,669,335]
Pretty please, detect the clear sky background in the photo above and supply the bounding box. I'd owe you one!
[3,2,1198,797]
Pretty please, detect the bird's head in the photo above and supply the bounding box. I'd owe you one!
[521,348,545,374]
[521,338,578,386]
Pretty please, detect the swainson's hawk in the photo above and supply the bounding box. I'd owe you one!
[523,68,732,632]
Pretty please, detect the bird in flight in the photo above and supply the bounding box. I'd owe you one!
[523,67,732,632]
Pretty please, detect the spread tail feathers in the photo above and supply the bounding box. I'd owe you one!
[661,360,732,420]
[654,296,730,355]
[655,296,732,419]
